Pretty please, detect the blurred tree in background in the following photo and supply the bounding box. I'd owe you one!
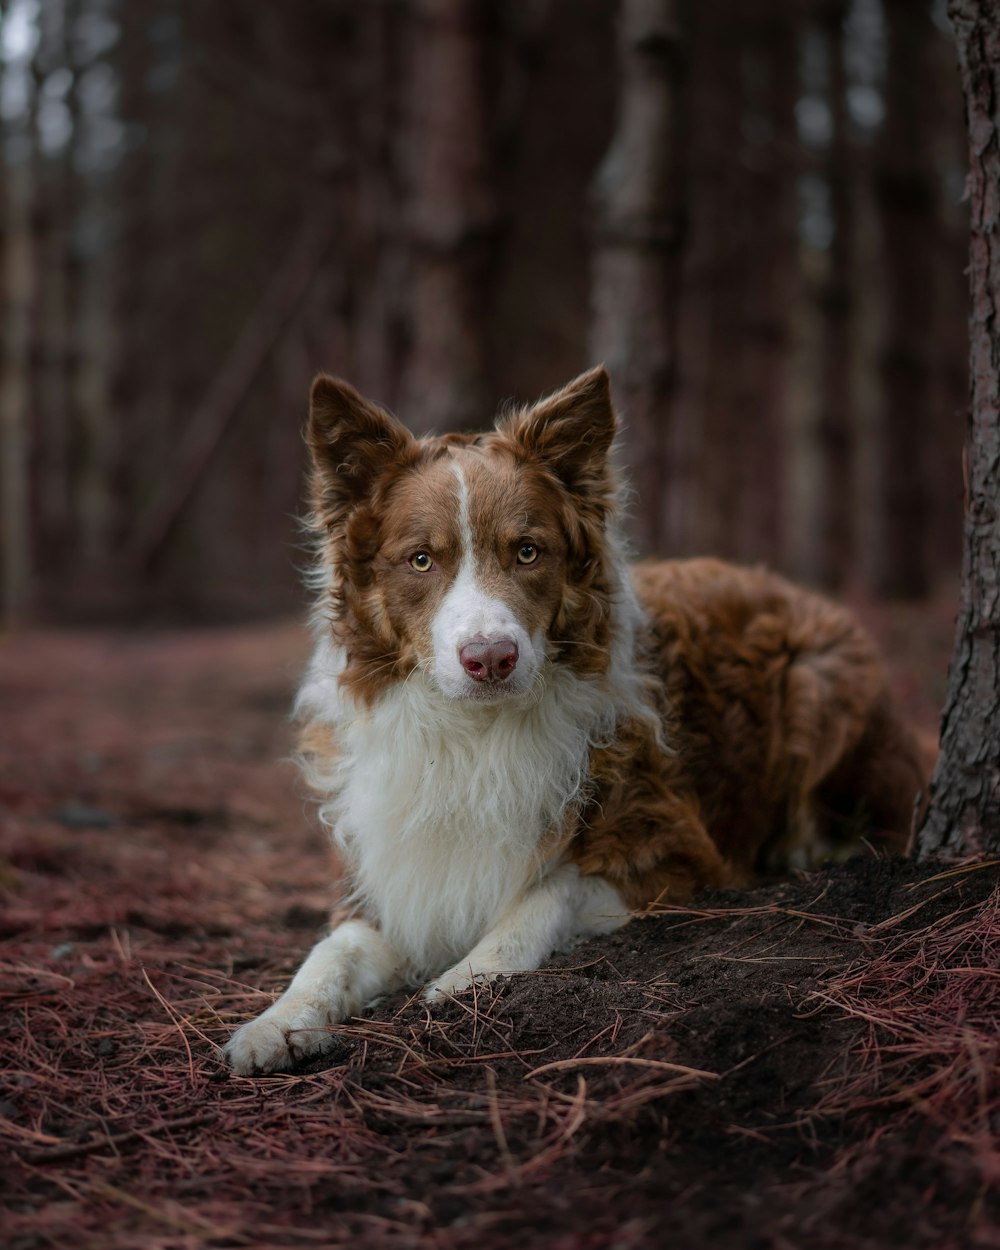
[0,0,968,622]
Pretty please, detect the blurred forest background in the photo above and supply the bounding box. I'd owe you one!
[0,0,969,623]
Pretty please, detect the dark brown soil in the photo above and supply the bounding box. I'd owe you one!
[2,616,998,1250]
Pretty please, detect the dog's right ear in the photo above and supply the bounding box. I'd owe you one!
[308,375,416,526]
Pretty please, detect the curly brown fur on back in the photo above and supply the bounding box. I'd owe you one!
[567,559,929,907]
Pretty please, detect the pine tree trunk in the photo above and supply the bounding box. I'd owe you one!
[399,0,495,433]
[0,32,35,623]
[733,3,797,570]
[108,0,156,562]
[873,0,935,598]
[590,0,685,556]
[814,0,854,590]
[70,0,111,579]
[691,17,742,561]
[667,4,726,560]
[27,8,63,592]
[352,0,408,407]
[916,0,1000,858]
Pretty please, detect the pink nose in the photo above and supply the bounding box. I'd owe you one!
[459,635,519,682]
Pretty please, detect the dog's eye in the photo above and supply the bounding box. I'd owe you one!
[409,552,434,572]
[516,543,539,565]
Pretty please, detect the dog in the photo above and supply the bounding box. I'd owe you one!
[225,366,929,1074]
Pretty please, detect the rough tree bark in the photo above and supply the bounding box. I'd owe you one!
[589,0,686,556]
[916,0,1000,858]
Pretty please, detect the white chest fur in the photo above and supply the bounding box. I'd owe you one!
[296,645,619,976]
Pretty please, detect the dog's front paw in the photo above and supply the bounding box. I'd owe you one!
[424,963,492,1004]
[224,1000,339,1075]
[225,1015,298,1075]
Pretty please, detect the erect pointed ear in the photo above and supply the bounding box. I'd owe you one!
[307,375,416,526]
[498,366,618,494]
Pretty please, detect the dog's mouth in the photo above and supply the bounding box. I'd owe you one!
[430,667,539,706]
[453,674,524,702]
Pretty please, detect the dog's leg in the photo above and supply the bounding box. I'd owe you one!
[225,919,406,1074]
[425,866,629,1001]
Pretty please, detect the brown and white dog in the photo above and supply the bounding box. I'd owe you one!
[225,366,928,1074]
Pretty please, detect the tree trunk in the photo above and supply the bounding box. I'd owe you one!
[924,18,969,587]
[107,0,183,572]
[69,0,111,580]
[351,0,408,408]
[399,0,495,433]
[732,1,797,570]
[873,0,936,598]
[0,18,36,623]
[590,0,685,557]
[693,16,743,562]
[28,3,67,594]
[916,0,1000,858]
[813,0,855,590]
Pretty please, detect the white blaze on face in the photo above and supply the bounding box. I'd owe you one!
[430,459,542,700]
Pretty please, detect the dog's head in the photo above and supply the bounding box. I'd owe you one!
[307,367,621,706]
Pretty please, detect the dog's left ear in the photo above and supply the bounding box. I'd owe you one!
[499,366,617,495]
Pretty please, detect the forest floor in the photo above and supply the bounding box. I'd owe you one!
[2,598,999,1250]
